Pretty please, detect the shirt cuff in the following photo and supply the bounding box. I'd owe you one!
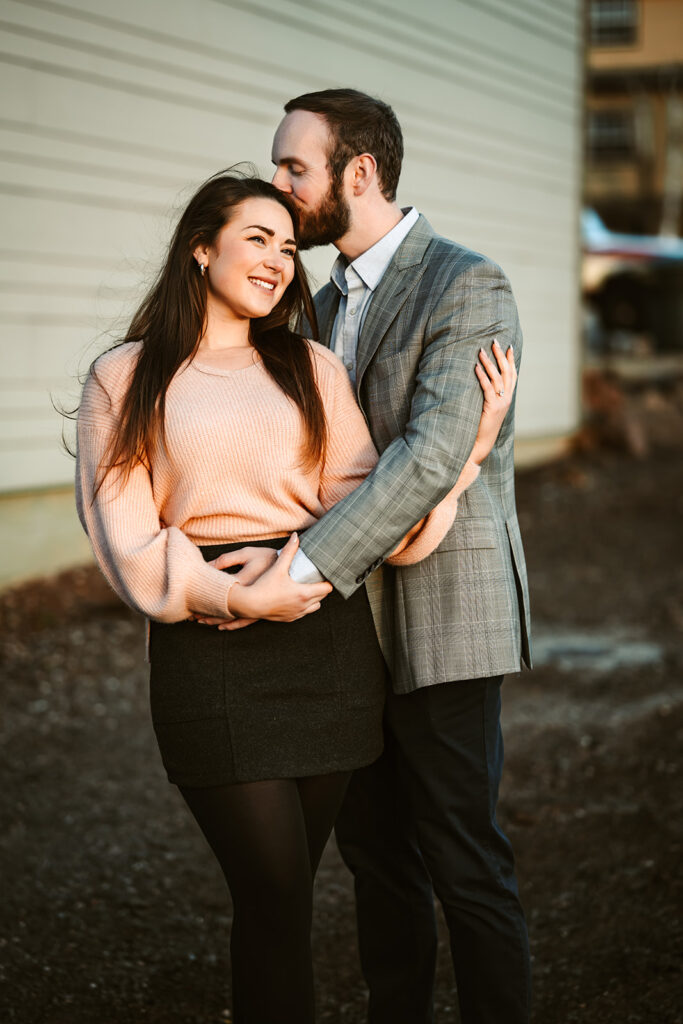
[285,547,326,583]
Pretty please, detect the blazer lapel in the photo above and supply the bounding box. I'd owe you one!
[312,284,341,349]
[355,215,436,386]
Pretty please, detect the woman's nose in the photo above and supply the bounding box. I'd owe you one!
[264,250,285,271]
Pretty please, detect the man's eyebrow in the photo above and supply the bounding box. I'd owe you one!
[243,224,296,246]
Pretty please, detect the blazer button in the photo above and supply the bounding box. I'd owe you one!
[355,574,365,584]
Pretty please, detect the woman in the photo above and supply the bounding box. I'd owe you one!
[76,171,516,1023]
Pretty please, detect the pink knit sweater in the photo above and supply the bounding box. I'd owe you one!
[76,341,479,623]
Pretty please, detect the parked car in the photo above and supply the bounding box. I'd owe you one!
[582,209,683,354]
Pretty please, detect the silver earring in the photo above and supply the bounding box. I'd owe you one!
[198,261,206,277]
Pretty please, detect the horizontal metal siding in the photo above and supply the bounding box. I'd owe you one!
[0,0,582,492]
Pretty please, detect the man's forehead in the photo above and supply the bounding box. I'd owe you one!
[272,109,330,161]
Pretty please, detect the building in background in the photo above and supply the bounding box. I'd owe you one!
[584,0,683,354]
[586,0,683,235]
[0,0,584,587]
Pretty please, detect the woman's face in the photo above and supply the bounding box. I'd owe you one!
[197,197,297,321]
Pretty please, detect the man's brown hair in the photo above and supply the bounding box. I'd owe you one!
[284,88,403,202]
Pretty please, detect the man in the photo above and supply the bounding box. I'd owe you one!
[266,88,533,1024]
[222,87,531,1023]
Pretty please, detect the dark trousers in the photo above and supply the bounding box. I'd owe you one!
[334,676,531,1024]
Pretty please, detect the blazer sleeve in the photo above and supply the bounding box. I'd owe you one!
[300,258,521,596]
[75,367,236,623]
[315,346,481,567]
[385,457,480,565]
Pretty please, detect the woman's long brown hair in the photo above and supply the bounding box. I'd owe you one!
[92,172,321,494]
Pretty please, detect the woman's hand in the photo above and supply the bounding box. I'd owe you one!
[228,533,332,624]
[190,545,279,628]
[195,534,332,630]
[211,545,278,581]
[470,339,518,466]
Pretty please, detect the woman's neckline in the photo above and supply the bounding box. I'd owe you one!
[189,350,263,377]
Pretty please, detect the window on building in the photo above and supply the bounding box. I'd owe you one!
[587,108,636,162]
[590,0,638,46]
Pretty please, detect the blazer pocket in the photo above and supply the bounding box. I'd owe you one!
[437,516,497,551]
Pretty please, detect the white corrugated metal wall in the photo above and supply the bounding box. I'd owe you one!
[0,0,583,582]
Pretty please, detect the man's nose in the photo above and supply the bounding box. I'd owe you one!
[271,167,291,193]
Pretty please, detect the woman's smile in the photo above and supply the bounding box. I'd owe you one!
[248,276,277,291]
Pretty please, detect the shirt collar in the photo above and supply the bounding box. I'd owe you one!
[331,207,419,295]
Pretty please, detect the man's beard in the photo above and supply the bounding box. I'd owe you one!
[296,177,351,250]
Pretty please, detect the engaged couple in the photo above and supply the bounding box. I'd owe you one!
[76,88,532,1024]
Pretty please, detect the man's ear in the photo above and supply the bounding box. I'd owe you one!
[349,153,377,197]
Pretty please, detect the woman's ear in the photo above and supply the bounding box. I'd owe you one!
[193,244,209,266]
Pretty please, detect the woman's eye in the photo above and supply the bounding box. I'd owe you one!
[282,248,296,258]
[248,235,266,245]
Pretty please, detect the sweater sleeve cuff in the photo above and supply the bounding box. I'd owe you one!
[185,561,237,618]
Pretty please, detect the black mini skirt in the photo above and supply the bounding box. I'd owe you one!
[149,539,387,786]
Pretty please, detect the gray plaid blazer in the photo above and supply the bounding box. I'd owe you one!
[300,215,532,692]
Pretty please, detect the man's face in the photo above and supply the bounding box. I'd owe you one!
[271,110,351,249]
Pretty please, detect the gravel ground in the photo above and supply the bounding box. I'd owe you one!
[1,396,682,1023]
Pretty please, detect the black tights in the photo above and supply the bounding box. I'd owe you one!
[180,772,351,1024]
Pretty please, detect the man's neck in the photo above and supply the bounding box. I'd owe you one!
[335,201,405,262]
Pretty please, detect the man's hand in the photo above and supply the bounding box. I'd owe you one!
[470,339,518,466]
